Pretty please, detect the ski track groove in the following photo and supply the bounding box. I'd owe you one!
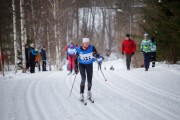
[25,77,43,120]
[25,73,53,120]
[50,72,92,120]
[65,74,107,120]
[65,73,118,120]
[158,66,180,76]
[49,72,74,120]
[97,71,180,120]
[115,70,180,101]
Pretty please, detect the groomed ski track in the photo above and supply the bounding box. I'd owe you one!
[0,59,180,120]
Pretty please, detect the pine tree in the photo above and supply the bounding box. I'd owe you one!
[140,0,180,63]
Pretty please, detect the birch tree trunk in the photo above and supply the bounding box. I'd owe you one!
[12,0,18,73]
[47,26,51,71]
[31,0,37,46]
[0,47,4,76]
[20,0,26,73]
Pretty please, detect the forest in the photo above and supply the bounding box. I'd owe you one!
[0,0,179,73]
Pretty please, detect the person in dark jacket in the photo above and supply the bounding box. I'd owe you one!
[150,36,157,67]
[28,43,37,73]
[76,38,101,101]
[41,46,47,71]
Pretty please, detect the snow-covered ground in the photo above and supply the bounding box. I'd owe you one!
[0,59,180,120]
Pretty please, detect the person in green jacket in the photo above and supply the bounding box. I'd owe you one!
[150,36,157,67]
[141,33,152,71]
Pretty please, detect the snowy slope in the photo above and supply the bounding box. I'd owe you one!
[0,59,180,120]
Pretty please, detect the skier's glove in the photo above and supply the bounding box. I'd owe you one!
[75,69,79,74]
[75,66,79,74]
[132,52,134,55]
[122,52,124,55]
[97,57,103,62]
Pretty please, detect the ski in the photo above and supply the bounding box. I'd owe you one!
[88,98,94,103]
[80,99,87,105]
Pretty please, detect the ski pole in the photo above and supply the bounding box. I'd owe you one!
[97,62,107,81]
[69,73,77,97]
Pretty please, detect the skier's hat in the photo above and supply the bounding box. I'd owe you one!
[70,41,74,44]
[144,33,148,37]
[83,38,90,43]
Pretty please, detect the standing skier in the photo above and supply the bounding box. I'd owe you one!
[121,34,136,70]
[141,33,152,71]
[76,38,101,101]
[150,36,157,67]
[64,41,77,75]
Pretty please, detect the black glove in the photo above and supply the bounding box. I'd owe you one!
[122,52,124,55]
[75,66,79,74]
[132,52,134,55]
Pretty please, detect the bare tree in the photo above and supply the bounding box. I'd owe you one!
[12,0,18,73]
[20,0,26,73]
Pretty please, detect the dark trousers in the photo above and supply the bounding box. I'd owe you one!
[125,54,132,69]
[26,60,30,70]
[30,61,36,73]
[151,52,156,67]
[42,61,46,71]
[143,52,151,70]
[79,63,93,93]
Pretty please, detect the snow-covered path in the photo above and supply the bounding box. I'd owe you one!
[0,59,180,120]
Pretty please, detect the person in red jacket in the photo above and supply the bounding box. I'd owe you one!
[121,34,136,70]
[64,41,77,75]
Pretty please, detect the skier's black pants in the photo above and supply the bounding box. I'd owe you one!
[42,60,46,71]
[30,61,36,73]
[79,63,93,93]
[125,54,132,69]
[150,52,156,66]
[143,52,151,70]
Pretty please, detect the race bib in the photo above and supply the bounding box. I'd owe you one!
[151,45,156,51]
[79,53,94,62]
[68,49,76,54]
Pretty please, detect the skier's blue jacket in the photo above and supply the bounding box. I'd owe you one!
[67,44,76,55]
[76,44,96,64]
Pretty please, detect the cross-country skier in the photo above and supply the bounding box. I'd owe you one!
[75,38,101,101]
[64,41,77,75]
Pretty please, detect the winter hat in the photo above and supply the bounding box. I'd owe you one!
[126,34,130,38]
[144,33,148,37]
[150,36,154,42]
[70,41,74,44]
[83,38,90,43]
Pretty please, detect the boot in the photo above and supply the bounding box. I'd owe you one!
[80,93,84,100]
[87,91,92,99]
[68,70,72,75]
